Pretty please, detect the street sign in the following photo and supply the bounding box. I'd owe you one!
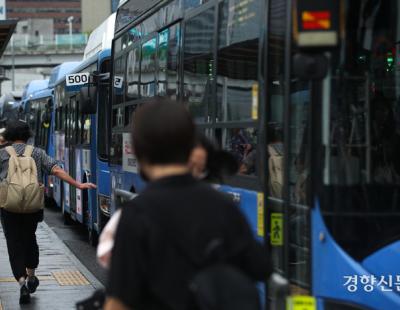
[114,76,124,89]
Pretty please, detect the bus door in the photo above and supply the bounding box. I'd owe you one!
[55,86,67,210]
[95,58,112,233]
[80,93,92,227]
[68,96,78,220]
[308,0,400,309]
[265,0,316,306]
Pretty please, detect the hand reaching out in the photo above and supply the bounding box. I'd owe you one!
[79,182,97,190]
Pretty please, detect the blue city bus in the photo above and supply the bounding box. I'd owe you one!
[20,79,49,116]
[21,80,49,101]
[54,53,113,242]
[52,14,115,242]
[110,0,400,309]
[0,92,23,126]
[20,80,49,143]
[27,87,54,204]
[22,62,80,209]
[27,87,53,154]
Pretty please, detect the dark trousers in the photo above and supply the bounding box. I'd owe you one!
[1,209,41,281]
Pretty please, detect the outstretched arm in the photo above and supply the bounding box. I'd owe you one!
[51,166,96,190]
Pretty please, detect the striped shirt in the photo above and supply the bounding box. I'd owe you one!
[0,143,58,183]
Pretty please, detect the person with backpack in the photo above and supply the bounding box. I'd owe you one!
[105,99,272,310]
[0,120,96,304]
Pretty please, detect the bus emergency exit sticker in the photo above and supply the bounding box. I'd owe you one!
[257,193,264,237]
[287,295,316,310]
[270,213,283,246]
[302,11,331,30]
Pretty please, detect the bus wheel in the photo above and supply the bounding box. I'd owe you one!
[63,213,72,225]
[88,228,98,246]
[63,210,72,225]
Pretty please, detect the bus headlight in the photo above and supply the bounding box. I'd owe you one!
[99,195,111,217]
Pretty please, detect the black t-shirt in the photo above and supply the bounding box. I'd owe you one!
[107,174,271,310]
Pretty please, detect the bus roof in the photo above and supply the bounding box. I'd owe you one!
[21,79,49,102]
[84,13,116,60]
[75,49,111,74]
[49,62,81,88]
[30,87,53,102]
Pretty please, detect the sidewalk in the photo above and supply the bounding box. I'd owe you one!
[0,221,103,310]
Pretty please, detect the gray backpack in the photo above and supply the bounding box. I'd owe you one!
[0,145,44,213]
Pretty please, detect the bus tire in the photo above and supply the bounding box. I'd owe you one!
[63,210,72,225]
[88,228,98,246]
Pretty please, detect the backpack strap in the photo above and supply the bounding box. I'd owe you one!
[5,146,17,157]
[23,145,34,157]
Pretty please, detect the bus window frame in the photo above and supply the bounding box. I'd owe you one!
[71,62,97,147]
[125,42,142,100]
[140,34,158,98]
[182,1,216,125]
[97,57,111,162]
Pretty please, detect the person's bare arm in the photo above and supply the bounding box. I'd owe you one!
[104,297,130,310]
[51,166,96,190]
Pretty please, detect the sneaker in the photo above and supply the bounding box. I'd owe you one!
[27,275,40,293]
[19,283,31,304]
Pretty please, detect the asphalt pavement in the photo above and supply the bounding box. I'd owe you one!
[43,206,108,286]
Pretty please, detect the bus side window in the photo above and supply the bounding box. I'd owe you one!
[141,37,157,98]
[113,56,126,105]
[126,47,140,99]
[224,128,258,176]
[158,24,180,99]
[215,0,262,177]
[183,7,215,124]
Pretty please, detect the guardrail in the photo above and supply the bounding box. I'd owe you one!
[4,33,88,54]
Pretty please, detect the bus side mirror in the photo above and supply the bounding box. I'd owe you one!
[80,85,97,114]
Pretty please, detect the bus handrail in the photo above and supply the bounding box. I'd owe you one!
[114,189,137,208]
[268,272,289,310]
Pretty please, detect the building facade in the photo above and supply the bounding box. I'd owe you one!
[6,0,81,34]
[81,0,111,33]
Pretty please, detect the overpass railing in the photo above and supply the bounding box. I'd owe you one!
[4,33,88,54]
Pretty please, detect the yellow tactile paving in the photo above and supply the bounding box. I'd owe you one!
[0,275,54,283]
[52,270,90,286]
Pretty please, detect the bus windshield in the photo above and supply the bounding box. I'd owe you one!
[320,0,400,260]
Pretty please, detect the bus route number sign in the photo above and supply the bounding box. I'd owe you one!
[114,76,124,89]
[66,73,90,87]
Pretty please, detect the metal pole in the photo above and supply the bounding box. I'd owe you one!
[69,21,72,50]
[67,16,74,50]
[11,35,14,91]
